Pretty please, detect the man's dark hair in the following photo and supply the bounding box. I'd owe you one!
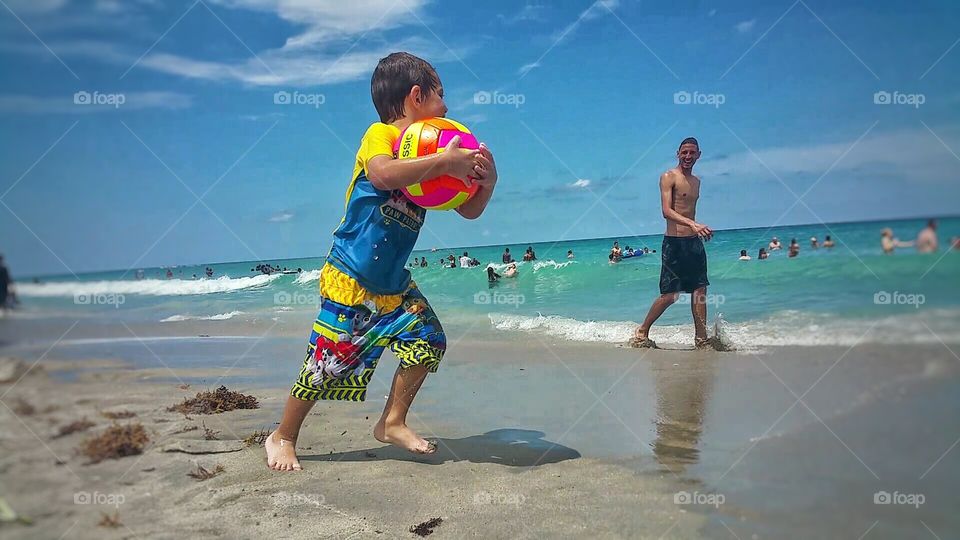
[678,137,699,150]
[371,52,440,124]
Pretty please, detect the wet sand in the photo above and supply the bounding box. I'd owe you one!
[1,327,959,538]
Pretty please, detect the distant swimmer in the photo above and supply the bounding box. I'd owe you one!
[523,246,537,261]
[503,262,518,278]
[768,237,782,251]
[823,235,835,248]
[567,250,575,259]
[135,269,145,280]
[166,268,174,279]
[624,246,635,257]
[881,228,913,254]
[205,267,214,277]
[810,236,819,249]
[738,250,751,261]
[917,219,939,253]
[459,252,471,268]
[631,137,718,350]
[502,247,513,263]
[0,254,12,312]
[788,238,800,258]
[420,257,427,267]
[486,266,501,285]
[758,248,768,260]
[609,241,623,263]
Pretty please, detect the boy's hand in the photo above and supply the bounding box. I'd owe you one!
[440,135,481,187]
[470,143,498,188]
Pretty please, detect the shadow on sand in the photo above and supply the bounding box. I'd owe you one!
[302,428,580,467]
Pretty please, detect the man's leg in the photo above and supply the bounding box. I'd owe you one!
[266,396,315,471]
[373,364,436,453]
[633,293,679,344]
[691,286,709,344]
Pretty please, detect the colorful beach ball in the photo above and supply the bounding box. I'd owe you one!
[392,117,480,211]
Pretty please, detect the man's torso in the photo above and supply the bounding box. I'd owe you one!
[665,168,700,237]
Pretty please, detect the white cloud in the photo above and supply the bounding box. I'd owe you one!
[268,210,294,222]
[698,127,960,186]
[0,91,192,114]
[518,62,540,76]
[3,0,67,14]
[570,179,592,188]
[549,0,619,45]
[499,4,546,25]
[133,0,436,86]
[735,19,756,33]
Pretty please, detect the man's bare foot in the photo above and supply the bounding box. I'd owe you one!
[629,330,657,349]
[373,421,437,454]
[695,336,727,351]
[265,430,302,471]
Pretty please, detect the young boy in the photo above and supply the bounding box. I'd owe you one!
[266,52,498,471]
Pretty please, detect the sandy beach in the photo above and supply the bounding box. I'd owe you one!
[2,330,957,539]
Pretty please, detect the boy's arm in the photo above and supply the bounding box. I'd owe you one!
[367,135,480,191]
[456,144,497,220]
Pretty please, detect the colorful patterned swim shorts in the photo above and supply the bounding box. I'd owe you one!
[290,264,446,402]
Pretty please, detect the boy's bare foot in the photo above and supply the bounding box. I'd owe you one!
[629,329,657,349]
[374,421,437,454]
[266,431,302,471]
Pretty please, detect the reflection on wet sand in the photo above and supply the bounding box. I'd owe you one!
[650,358,716,475]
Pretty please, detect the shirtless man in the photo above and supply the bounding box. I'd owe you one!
[631,137,715,349]
[916,219,938,253]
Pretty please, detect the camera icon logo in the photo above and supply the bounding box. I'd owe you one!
[74,293,91,305]
[473,91,492,105]
[73,91,91,105]
[274,90,291,105]
[874,291,892,305]
[473,291,492,305]
[673,91,691,105]
[674,491,691,505]
[274,291,292,305]
[74,491,91,504]
[873,91,891,105]
[874,491,891,504]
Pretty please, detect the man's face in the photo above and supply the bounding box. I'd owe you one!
[677,143,701,169]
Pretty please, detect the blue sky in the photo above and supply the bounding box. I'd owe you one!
[1,0,959,276]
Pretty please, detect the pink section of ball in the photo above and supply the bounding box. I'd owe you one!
[437,130,478,150]
[409,187,457,208]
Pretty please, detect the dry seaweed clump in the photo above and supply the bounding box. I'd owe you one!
[410,517,443,537]
[243,428,270,447]
[167,385,259,415]
[187,463,225,481]
[101,410,137,419]
[80,423,149,464]
[98,511,122,528]
[54,418,96,438]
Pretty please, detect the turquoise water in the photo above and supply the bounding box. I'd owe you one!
[10,217,960,349]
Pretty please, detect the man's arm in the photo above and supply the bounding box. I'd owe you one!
[659,173,712,238]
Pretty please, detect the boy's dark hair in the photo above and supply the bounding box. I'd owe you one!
[678,137,699,150]
[371,52,440,124]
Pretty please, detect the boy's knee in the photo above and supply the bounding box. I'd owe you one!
[661,293,680,305]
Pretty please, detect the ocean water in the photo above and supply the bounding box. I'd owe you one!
[8,217,960,350]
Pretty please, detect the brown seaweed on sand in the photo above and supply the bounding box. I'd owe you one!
[101,410,137,419]
[167,385,259,415]
[409,517,443,537]
[79,423,149,464]
[187,463,225,481]
[98,511,122,528]
[10,397,35,416]
[53,418,96,439]
[242,428,270,447]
